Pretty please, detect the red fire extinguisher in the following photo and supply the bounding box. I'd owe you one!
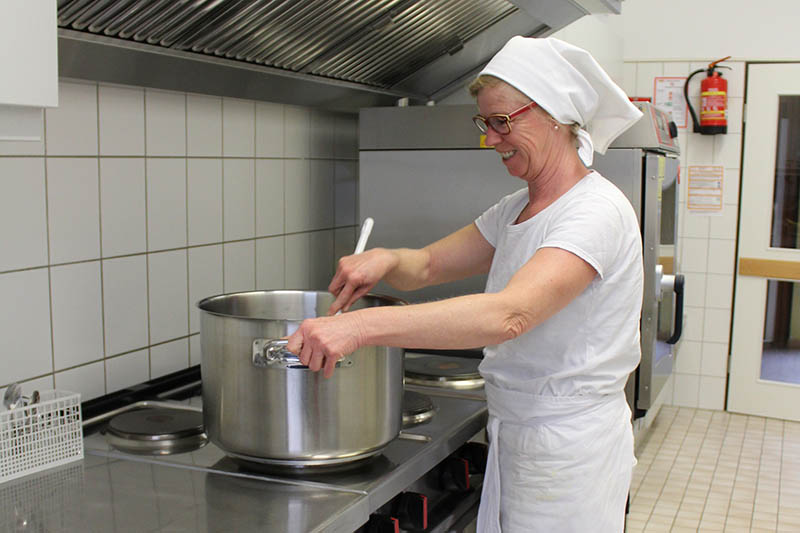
[683,56,731,135]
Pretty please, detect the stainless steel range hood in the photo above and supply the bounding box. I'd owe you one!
[56,0,620,112]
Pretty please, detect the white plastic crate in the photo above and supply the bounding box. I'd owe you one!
[0,390,83,483]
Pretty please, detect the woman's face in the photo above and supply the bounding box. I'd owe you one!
[476,83,558,181]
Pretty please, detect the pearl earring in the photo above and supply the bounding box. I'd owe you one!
[554,124,559,130]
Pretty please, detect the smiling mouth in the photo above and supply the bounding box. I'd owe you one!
[499,150,516,160]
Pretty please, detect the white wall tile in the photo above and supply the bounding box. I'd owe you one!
[188,245,223,334]
[285,106,310,158]
[285,159,334,232]
[707,239,736,275]
[222,98,255,157]
[334,226,356,263]
[701,341,728,378]
[675,340,702,374]
[703,308,732,344]
[50,261,104,370]
[334,113,358,160]
[47,158,100,263]
[223,240,255,293]
[55,361,105,401]
[708,208,737,240]
[255,236,284,290]
[187,94,221,157]
[0,158,48,271]
[714,134,741,169]
[663,62,690,77]
[150,338,189,379]
[681,211,710,239]
[635,62,663,98]
[255,159,284,237]
[697,376,726,410]
[106,349,149,392]
[726,62,745,99]
[148,250,188,344]
[0,108,44,155]
[147,158,187,251]
[189,334,201,367]
[685,133,715,166]
[726,97,744,135]
[705,274,733,309]
[621,62,636,96]
[103,255,148,356]
[672,373,700,408]
[722,170,740,206]
[187,158,222,246]
[223,159,255,240]
[45,81,98,156]
[335,160,357,226]
[682,306,705,342]
[255,101,284,157]
[681,237,709,273]
[145,89,186,156]
[310,110,335,158]
[683,272,706,309]
[100,158,146,257]
[285,231,334,290]
[99,85,145,156]
[0,269,52,384]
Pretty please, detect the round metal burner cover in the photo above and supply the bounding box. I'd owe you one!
[403,390,435,427]
[405,354,481,380]
[107,408,204,441]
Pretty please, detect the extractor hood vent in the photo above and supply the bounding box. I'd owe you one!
[57,0,518,89]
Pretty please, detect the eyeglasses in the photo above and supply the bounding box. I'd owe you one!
[472,102,537,135]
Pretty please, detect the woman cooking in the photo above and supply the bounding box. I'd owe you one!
[286,36,643,532]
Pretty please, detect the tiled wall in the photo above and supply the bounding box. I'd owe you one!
[0,79,359,402]
[622,61,745,410]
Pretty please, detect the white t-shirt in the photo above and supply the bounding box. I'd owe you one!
[475,171,643,397]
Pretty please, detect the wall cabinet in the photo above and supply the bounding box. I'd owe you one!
[0,0,58,107]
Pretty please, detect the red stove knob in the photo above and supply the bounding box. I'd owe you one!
[393,491,428,530]
[440,456,470,492]
[456,442,488,474]
[366,514,399,533]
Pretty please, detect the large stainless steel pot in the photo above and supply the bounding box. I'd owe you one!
[197,290,404,468]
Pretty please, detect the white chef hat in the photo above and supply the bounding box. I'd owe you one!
[478,36,641,166]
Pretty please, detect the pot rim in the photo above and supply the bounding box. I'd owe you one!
[196,289,406,320]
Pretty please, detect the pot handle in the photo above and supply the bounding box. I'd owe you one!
[252,339,354,370]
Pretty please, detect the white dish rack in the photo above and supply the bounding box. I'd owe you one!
[0,391,83,483]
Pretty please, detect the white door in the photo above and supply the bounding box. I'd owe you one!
[728,63,800,420]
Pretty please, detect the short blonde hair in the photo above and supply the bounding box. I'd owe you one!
[468,74,504,98]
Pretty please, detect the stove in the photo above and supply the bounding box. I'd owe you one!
[72,351,487,532]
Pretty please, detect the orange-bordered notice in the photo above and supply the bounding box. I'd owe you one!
[687,165,724,214]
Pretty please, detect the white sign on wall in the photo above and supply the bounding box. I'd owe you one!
[653,77,689,129]
[687,165,724,214]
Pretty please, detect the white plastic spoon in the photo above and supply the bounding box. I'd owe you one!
[336,217,374,315]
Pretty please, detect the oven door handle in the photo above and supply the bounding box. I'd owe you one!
[665,274,684,345]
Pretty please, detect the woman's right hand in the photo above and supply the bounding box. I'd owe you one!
[328,248,398,315]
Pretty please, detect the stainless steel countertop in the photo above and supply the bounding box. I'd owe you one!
[2,389,487,532]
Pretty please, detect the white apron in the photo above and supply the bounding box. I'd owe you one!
[476,381,634,533]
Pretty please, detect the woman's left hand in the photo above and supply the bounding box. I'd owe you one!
[286,313,366,378]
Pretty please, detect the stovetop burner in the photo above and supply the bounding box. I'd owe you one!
[402,390,436,427]
[405,354,485,390]
[104,407,208,455]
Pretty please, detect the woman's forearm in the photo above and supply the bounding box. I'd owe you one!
[353,292,522,350]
